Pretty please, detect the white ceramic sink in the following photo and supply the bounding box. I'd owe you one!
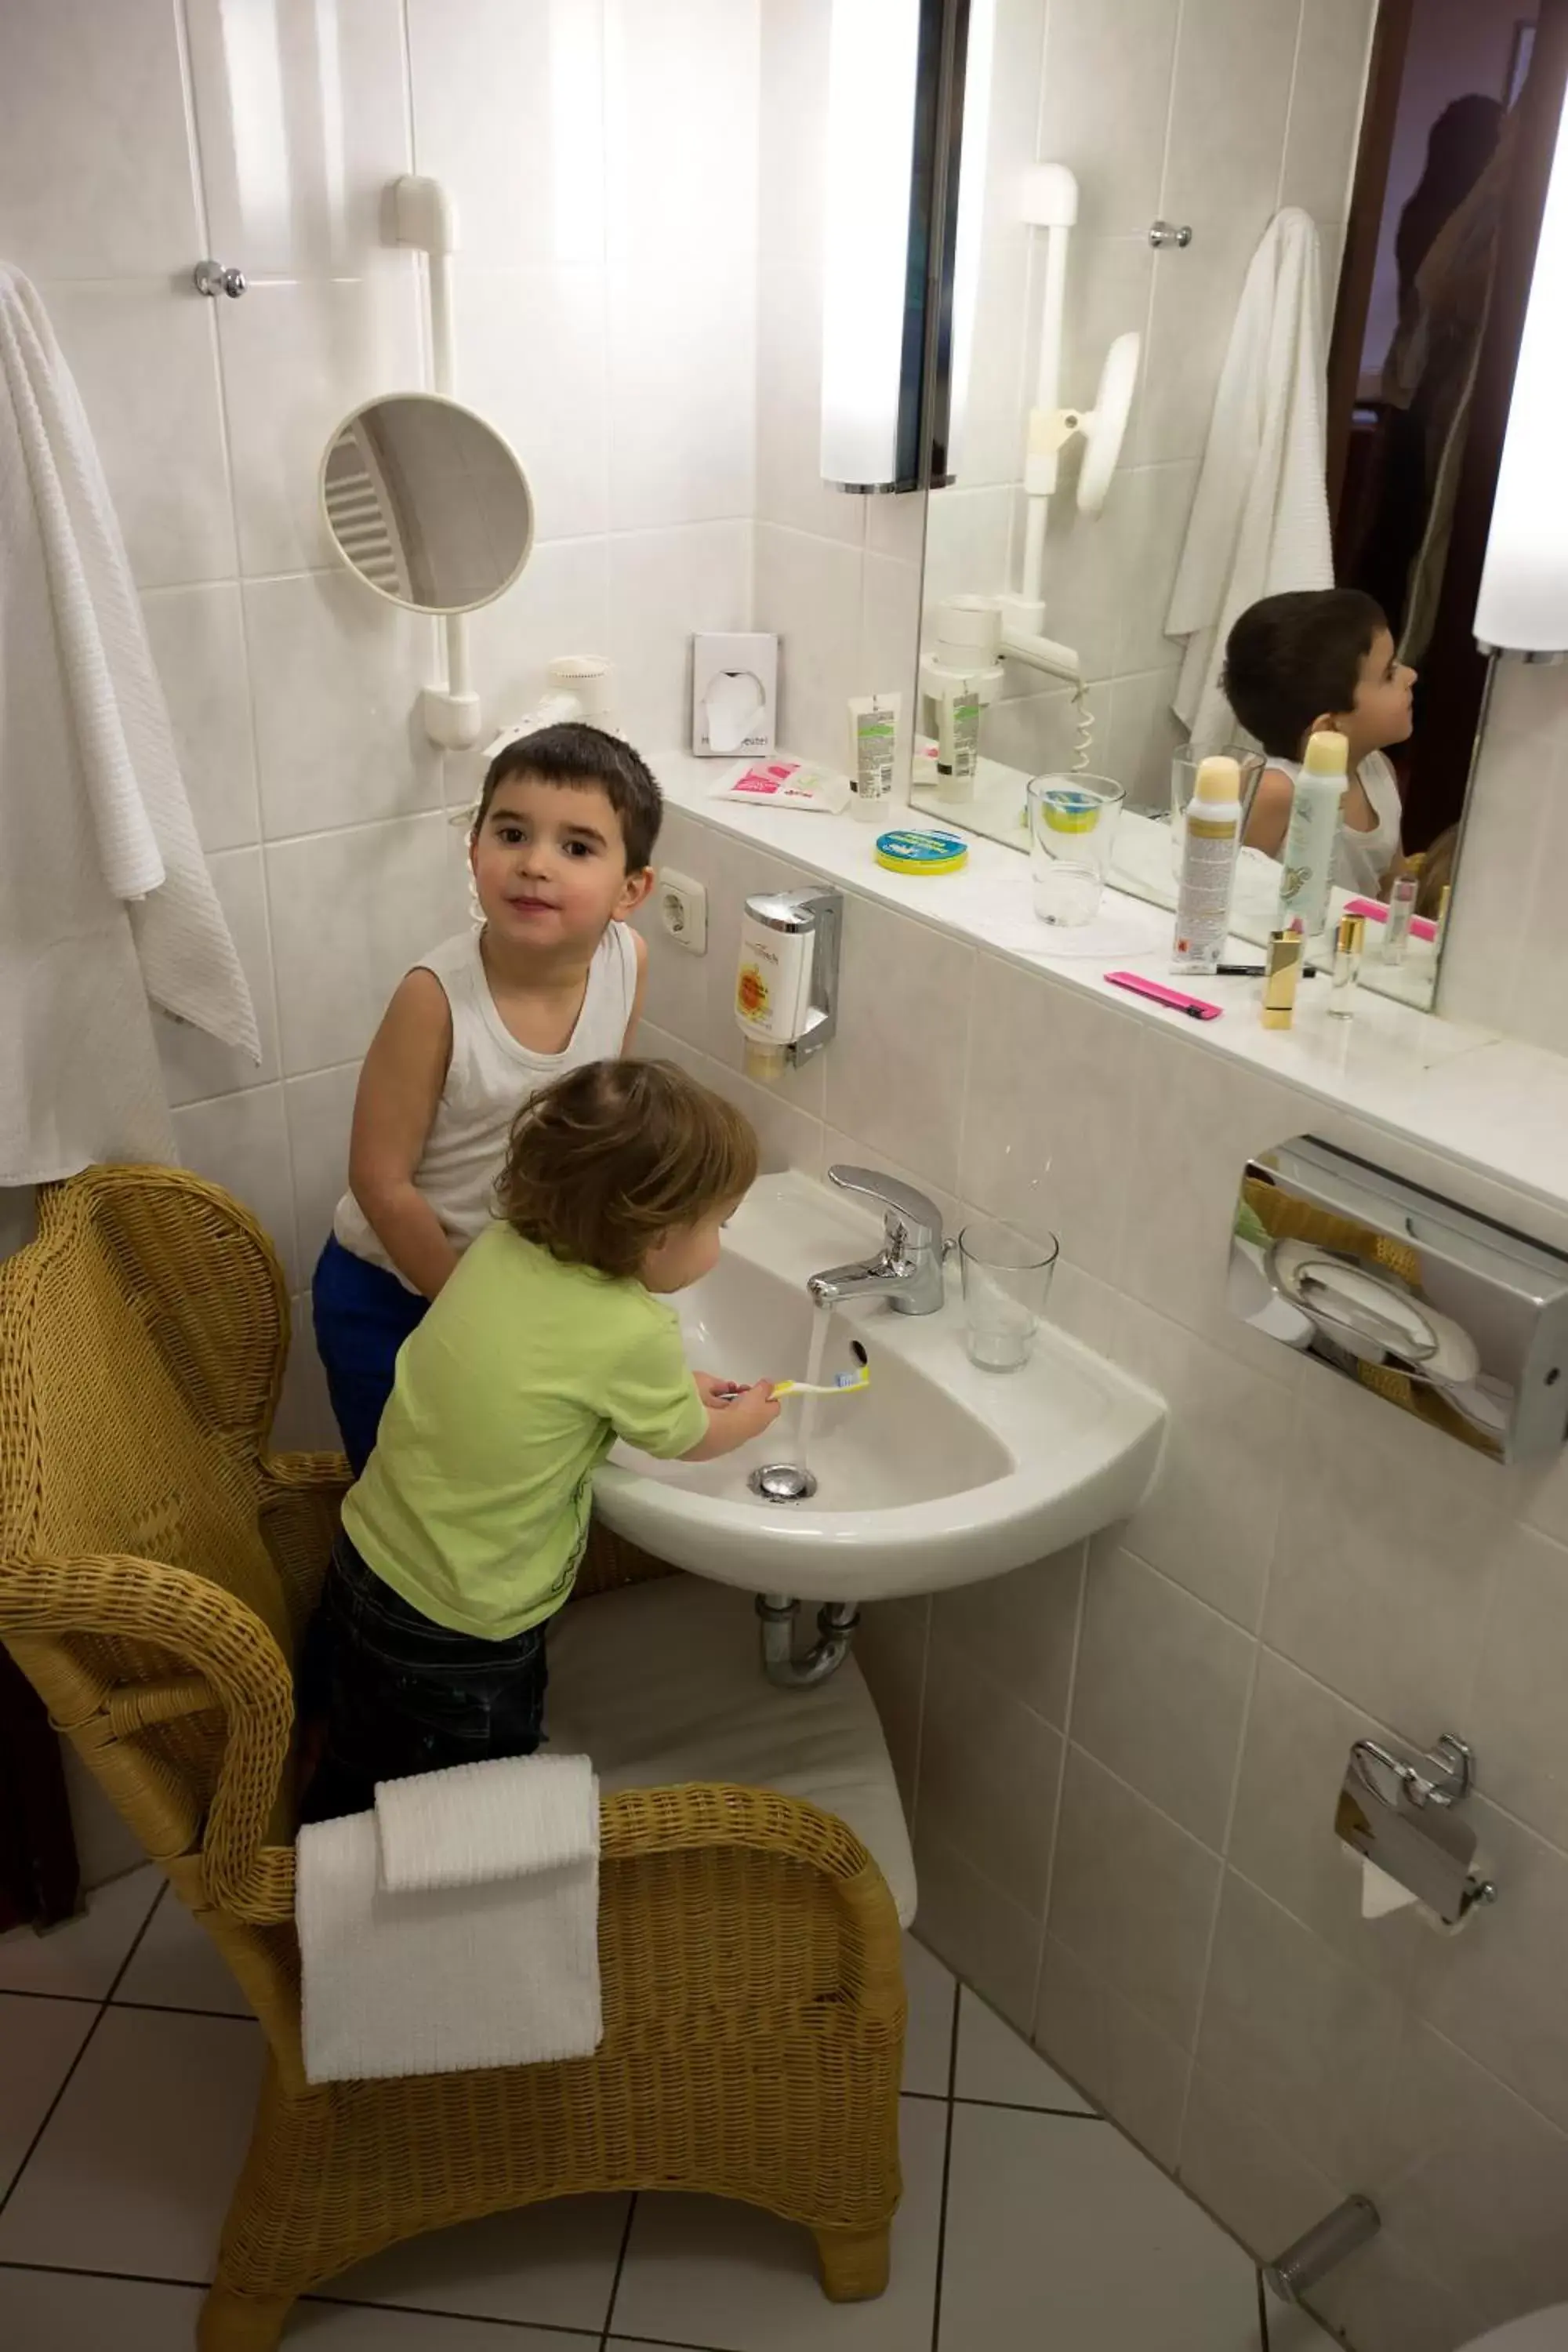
[593,1172,1165,1601]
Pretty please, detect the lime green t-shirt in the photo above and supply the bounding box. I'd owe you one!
[343,1225,707,1639]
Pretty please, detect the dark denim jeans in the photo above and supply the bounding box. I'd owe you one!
[299,1530,549,1824]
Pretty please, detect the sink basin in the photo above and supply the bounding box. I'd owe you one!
[593,1171,1165,1601]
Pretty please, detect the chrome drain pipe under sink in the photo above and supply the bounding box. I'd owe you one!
[757,1594,861,1688]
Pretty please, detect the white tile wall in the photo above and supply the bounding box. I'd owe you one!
[634,801,1568,2351]
[0,0,765,1466]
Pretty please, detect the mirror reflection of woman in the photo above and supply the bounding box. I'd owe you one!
[1222,587,1416,897]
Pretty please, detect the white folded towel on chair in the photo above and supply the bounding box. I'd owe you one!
[296,1754,602,2085]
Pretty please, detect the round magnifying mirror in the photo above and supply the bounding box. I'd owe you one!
[319,392,535,614]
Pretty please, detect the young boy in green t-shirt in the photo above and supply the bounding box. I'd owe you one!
[302,1058,780,1820]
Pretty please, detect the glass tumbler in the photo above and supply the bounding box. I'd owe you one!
[1026,775,1125,926]
[958,1222,1059,1371]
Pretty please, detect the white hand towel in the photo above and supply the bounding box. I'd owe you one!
[1165,209,1334,759]
[296,1754,602,2084]
[377,1751,597,1892]
[0,263,259,1184]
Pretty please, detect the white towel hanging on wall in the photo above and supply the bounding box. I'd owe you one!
[1165,209,1334,759]
[0,262,259,1185]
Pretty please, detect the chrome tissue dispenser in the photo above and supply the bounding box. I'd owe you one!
[1337,1732,1497,1926]
[1229,1137,1568,1465]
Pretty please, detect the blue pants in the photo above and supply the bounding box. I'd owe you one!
[299,1530,549,1823]
[311,1235,429,1476]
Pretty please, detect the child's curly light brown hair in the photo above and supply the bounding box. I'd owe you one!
[495,1058,758,1280]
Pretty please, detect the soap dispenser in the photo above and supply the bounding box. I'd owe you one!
[734,889,841,1082]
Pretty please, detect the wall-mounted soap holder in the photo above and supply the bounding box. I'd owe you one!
[1336,1730,1497,1926]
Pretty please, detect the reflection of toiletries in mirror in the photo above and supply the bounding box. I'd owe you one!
[1383,873,1417,962]
[1261,927,1304,1029]
[1172,755,1242,975]
[848,694,899,824]
[1276,731,1348,940]
[692,633,778,756]
[1328,913,1366,1017]
[935,679,981,799]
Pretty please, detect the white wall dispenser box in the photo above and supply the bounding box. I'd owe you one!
[692,633,779,757]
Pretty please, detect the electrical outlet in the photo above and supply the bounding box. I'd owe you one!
[658,871,707,954]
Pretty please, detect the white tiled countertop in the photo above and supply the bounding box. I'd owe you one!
[654,753,1568,1217]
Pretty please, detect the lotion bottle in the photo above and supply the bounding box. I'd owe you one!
[935,678,981,800]
[1172,755,1243,974]
[1276,729,1349,940]
[735,901,813,1080]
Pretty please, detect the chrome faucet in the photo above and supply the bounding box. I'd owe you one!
[807,1166,947,1316]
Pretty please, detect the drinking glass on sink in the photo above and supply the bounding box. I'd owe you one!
[958,1222,1059,1370]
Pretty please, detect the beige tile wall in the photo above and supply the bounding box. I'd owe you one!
[636,801,1568,2352]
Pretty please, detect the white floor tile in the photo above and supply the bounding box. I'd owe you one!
[320,2197,630,2331]
[902,1933,957,2096]
[0,1865,160,1999]
[0,1996,95,2194]
[0,2008,266,2281]
[0,2269,590,2347]
[0,2270,206,2351]
[1270,2306,1340,2349]
[953,1987,1096,2114]
[939,2103,1262,2350]
[611,2094,946,2352]
[113,1888,249,2017]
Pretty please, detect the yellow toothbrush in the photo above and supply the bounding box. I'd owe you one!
[771,1344,869,1399]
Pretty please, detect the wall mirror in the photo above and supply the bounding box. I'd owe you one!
[320,393,534,616]
[907,0,1563,1014]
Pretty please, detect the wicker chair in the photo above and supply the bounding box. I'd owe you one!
[0,1165,905,2350]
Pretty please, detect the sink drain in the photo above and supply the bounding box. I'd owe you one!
[749,1462,818,1504]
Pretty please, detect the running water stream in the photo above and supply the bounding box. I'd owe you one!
[790,1308,833,1492]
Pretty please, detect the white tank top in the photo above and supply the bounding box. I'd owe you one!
[333,922,639,1286]
[1270,750,1403,898]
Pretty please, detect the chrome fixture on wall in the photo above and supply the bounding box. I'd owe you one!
[808,1166,948,1317]
[1336,1730,1498,1926]
[1264,2196,1381,2305]
[192,259,245,297]
[1229,1135,1568,1465]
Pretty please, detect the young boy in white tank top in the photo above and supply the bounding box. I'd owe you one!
[312,723,659,1473]
[1222,588,1417,895]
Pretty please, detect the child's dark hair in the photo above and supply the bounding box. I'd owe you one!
[496,1060,758,1280]
[1221,590,1388,760]
[471,721,663,871]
